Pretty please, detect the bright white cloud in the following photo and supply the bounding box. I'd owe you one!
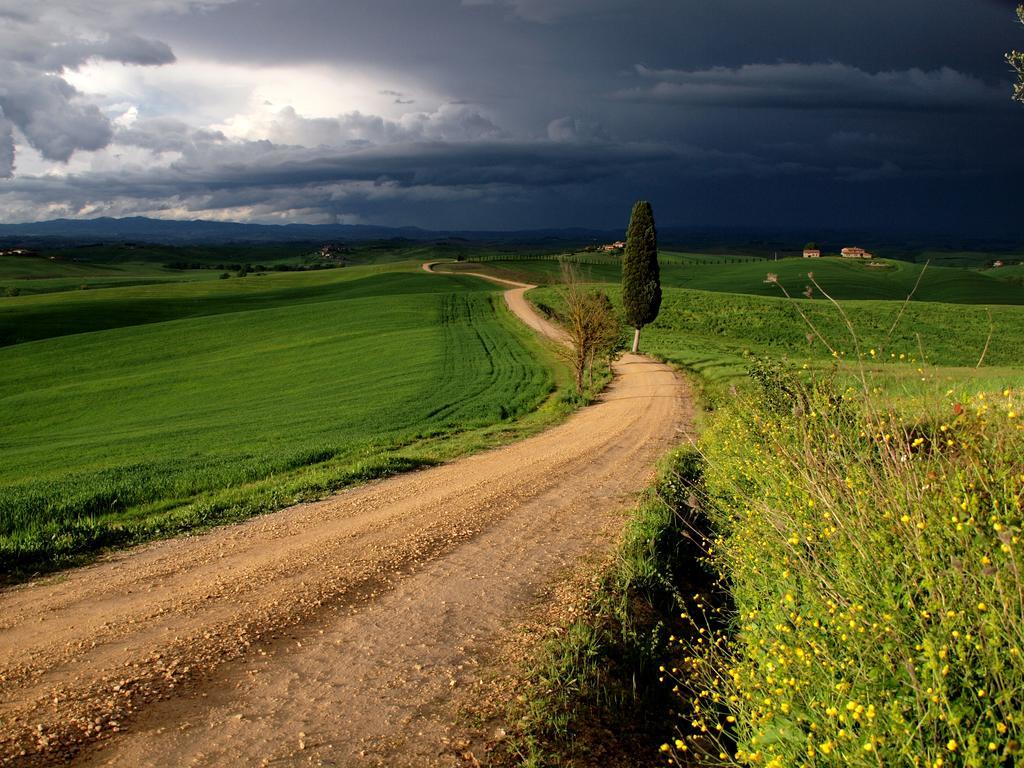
[62,56,451,147]
[0,1,185,176]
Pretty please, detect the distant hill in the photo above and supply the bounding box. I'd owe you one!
[0,217,615,246]
[0,217,1021,259]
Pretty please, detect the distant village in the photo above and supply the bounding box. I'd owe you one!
[315,243,350,262]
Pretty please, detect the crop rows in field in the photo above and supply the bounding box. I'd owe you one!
[0,269,554,576]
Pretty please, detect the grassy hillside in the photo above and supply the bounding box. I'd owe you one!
[0,262,420,345]
[0,241,565,297]
[663,257,1024,303]
[0,266,558,576]
[0,255,225,297]
[0,241,361,298]
[457,255,1024,305]
[530,284,1024,398]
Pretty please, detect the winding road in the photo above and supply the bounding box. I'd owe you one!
[0,265,692,767]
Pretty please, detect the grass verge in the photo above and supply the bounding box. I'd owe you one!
[488,446,709,767]
[666,366,1024,766]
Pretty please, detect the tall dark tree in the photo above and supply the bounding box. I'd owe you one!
[1010,5,1024,103]
[621,200,661,353]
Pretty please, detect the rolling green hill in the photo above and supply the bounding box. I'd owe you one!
[531,284,1024,395]
[0,263,424,345]
[660,257,1024,303]
[0,266,557,576]
[455,255,1024,305]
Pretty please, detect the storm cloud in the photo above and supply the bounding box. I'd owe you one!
[623,63,1007,112]
[0,0,183,175]
[0,0,1021,233]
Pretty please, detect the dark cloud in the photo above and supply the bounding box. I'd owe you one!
[459,0,635,23]
[0,110,13,177]
[0,0,1021,233]
[546,117,610,143]
[116,118,226,153]
[621,62,1008,112]
[0,134,825,227]
[379,90,415,105]
[0,65,114,162]
[10,32,174,72]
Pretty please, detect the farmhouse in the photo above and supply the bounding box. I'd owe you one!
[599,241,626,252]
[803,248,821,259]
[841,247,874,259]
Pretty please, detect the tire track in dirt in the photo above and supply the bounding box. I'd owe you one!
[0,264,693,767]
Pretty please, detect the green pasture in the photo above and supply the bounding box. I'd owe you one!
[530,283,1024,398]
[908,249,1023,267]
[0,241,537,298]
[0,262,424,345]
[0,259,226,297]
[455,254,1024,305]
[0,266,558,576]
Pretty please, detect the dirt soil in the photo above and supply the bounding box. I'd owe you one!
[0,265,693,767]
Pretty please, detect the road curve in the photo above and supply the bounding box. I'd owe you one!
[422,260,567,345]
[0,265,692,767]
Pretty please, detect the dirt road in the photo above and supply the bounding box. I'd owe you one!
[0,266,692,767]
[421,261,566,345]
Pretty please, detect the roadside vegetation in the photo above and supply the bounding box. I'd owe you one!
[490,448,704,768]
[1009,4,1023,103]
[504,244,1024,766]
[664,365,1024,766]
[554,264,622,393]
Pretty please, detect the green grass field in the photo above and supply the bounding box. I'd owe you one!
[456,254,1024,305]
[0,240,558,298]
[5,242,1023,579]
[530,278,1024,401]
[0,265,559,576]
[0,262,415,345]
[0,255,224,296]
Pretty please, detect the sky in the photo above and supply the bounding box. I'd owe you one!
[0,0,1022,234]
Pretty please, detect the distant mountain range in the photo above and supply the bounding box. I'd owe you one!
[0,216,1019,254]
[0,217,617,245]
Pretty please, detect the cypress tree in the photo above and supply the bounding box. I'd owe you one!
[621,200,661,353]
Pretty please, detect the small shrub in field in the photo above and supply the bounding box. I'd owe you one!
[666,372,1024,766]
